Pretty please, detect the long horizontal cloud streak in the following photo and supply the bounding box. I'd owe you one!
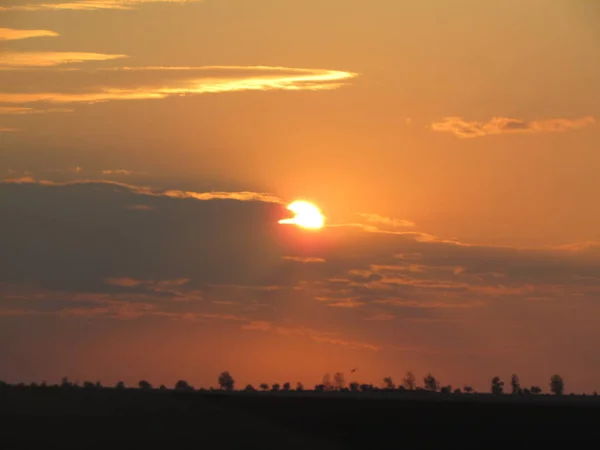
[0,66,358,104]
[0,28,59,40]
[0,106,72,115]
[0,52,128,68]
[2,177,285,204]
[432,116,596,138]
[0,0,201,12]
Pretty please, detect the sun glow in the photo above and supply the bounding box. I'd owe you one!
[279,200,325,229]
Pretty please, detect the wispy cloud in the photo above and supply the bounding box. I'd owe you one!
[242,321,381,351]
[0,52,127,68]
[0,28,59,40]
[431,116,596,138]
[359,213,415,228]
[282,256,326,263]
[0,106,72,115]
[0,0,201,12]
[0,126,18,132]
[101,169,133,175]
[0,66,358,104]
[0,177,285,204]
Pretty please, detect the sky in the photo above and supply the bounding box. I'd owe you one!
[1,0,600,393]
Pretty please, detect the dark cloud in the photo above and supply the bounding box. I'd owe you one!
[3,177,600,384]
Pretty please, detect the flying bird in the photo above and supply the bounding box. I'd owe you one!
[350,368,358,373]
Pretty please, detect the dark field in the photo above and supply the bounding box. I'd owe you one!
[2,387,600,449]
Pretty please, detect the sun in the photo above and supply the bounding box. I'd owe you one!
[279,200,325,229]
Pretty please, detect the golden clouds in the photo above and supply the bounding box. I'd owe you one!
[0,28,59,40]
[0,0,201,12]
[0,66,358,105]
[432,116,596,138]
[0,106,72,115]
[0,52,127,68]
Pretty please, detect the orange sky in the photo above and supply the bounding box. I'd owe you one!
[1,0,600,393]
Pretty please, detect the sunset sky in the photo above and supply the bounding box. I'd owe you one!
[1,0,600,393]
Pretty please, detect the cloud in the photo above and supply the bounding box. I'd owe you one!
[0,0,201,12]
[0,52,127,68]
[282,256,325,263]
[0,66,358,106]
[431,116,596,138]
[0,106,72,115]
[1,177,284,204]
[0,28,59,40]
[358,213,416,228]
[4,177,600,387]
[0,126,17,132]
[101,169,134,175]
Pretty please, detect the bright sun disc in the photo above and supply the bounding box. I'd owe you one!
[279,200,325,229]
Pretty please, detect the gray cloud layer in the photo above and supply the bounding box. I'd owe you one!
[3,178,600,387]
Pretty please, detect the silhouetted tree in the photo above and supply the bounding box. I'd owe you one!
[244,384,256,392]
[271,383,280,392]
[530,386,542,395]
[295,382,304,392]
[403,371,416,390]
[314,384,326,392]
[440,385,452,394]
[95,381,102,389]
[138,380,152,390]
[491,377,504,395]
[159,385,167,390]
[510,374,521,394]
[218,371,235,391]
[83,381,95,389]
[61,377,72,388]
[333,372,345,390]
[550,374,564,396]
[464,385,473,393]
[282,382,291,392]
[322,373,333,391]
[423,373,439,392]
[360,384,372,392]
[349,382,360,392]
[259,383,269,391]
[383,377,395,390]
[453,388,462,394]
[116,381,125,389]
[175,380,190,391]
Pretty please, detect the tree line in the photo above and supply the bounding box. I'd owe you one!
[1,371,581,396]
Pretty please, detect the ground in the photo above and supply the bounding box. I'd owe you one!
[2,387,600,449]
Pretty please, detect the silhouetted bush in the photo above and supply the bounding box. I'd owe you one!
[550,375,564,396]
[138,380,152,390]
[218,371,235,391]
[423,373,439,392]
[175,380,192,391]
[511,374,521,394]
[491,377,504,395]
[403,372,416,390]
